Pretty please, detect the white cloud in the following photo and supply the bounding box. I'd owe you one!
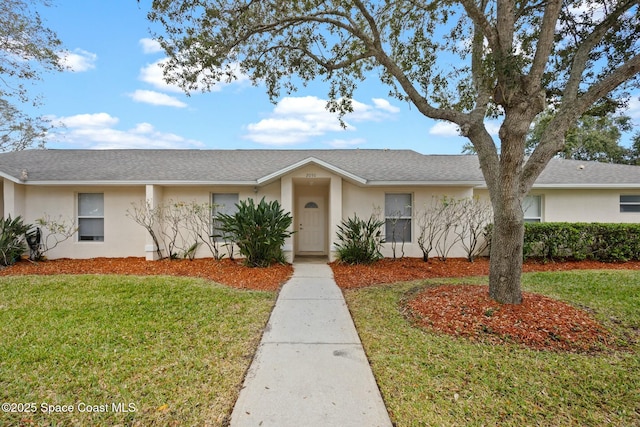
[627,96,640,120]
[245,96,399,145]
[429,121,460,137]
[139,38,163,54]
[58,49,97,72]
[53,112,118,128]
[429,120,501,137]
[128,89,187,108]
[47,112,204,149]
[485,121,501,136]
[139,59,184,93]
[371,98,400,114]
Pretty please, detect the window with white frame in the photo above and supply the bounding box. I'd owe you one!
[211,193,239,240]
[620,195,640,212]
[523,195,542,222]
[385,193,412,242]
[78,193,104,241]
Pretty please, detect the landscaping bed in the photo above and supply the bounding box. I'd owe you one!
[0,257,293,291]
[405,284,613,352]
[330,256,640,289]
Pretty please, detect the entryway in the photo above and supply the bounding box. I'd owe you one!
[294,179,329,257]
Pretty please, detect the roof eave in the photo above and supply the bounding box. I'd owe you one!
[0,171,22,184]
[531,183,640,189]
[15,180,258,186]
[366,180,484,187]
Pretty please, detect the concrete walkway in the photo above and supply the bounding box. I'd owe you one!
[229,261,392,427]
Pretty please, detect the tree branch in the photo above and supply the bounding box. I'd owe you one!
[522,53,640,193]
[458,0,500,53]
[528,0,562,84]
[563,0,638,103]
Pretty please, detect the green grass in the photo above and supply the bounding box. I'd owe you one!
[344,270,640,426]
[0,275,276,426]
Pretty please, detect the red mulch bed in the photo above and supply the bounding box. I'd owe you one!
[406,285,612,352]
[330,257,640,289]
[0,257,293,291]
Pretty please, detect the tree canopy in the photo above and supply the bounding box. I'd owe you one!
[464,109,637,164]
[527,110,634,164]
[146,0,640,303]
[0,0,64,151]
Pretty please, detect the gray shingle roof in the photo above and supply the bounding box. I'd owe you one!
[535,157,640,185]
[1,149,639,187]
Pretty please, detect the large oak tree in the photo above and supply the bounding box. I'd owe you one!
[146,0,640,303]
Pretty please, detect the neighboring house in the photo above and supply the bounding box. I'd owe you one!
[1,149,640,261]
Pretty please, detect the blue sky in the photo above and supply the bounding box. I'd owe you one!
[26,1,640,153]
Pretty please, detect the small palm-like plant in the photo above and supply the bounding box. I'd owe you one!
[335,214,385,264]
[215,197,294,267]
[0,216,32,266]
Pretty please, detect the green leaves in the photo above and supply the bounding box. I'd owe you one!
[527,109,634,163]
[334,213,385,265]
[521,222,640,262]
[215,197,294,267]
[0,215,32,266]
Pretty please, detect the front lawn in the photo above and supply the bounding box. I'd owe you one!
[0,275,276,426]
[344,270,640,426]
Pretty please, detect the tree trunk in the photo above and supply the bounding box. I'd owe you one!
[489,190,524,304]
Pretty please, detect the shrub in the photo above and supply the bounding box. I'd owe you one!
[417,196,492,262]
[0,216,32,266]
[215,197,293,267]
[29,214,78,261]
[492,222,640,262]
[335,214,385,264]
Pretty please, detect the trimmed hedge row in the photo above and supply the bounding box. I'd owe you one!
[522,222,640,262]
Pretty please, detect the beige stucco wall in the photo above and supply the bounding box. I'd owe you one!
[2,180,26,219]
[472,188,640,223]
[535,189,640,223]
[342,183,475,259]
[22,185,146,259]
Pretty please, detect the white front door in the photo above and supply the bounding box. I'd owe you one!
[298,197,325,252]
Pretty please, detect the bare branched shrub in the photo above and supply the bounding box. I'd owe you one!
[416,198,444,262]
[126,201,163,259]
[454,197,493,262]
[128,200,228,261]
[30,214,78,261]
[184,201,226,260]
[434,197,463,261]
[158,200,202,260]
[386,210,410,259]
[418,196,480,262]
